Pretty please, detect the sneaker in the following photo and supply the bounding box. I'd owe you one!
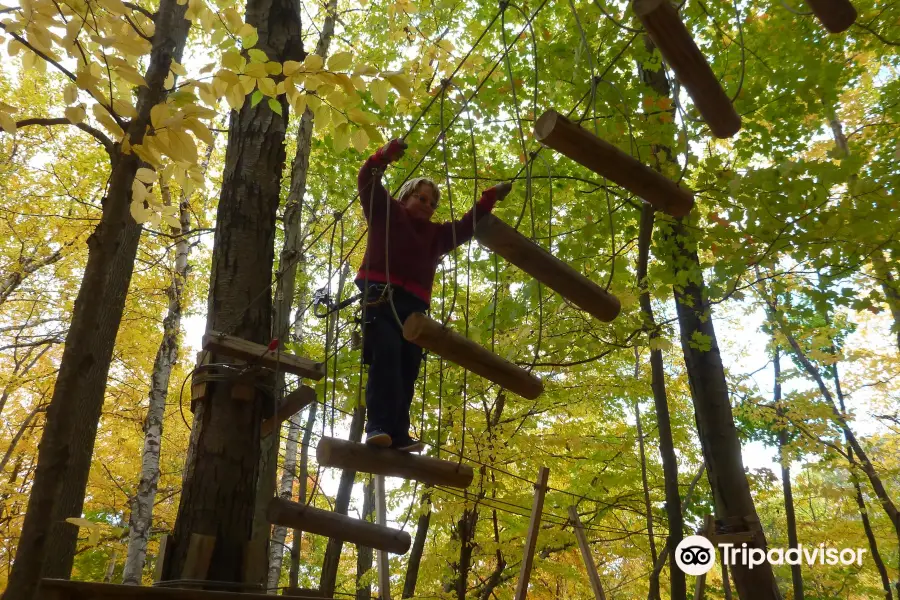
[366,430,392,447]
[393,435,426,453]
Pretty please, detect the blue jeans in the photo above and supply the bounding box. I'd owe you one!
[357,282,427,437]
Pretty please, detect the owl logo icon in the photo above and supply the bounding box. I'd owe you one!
[675,535,716,576]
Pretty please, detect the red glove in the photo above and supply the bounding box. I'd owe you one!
[373,139,407,164]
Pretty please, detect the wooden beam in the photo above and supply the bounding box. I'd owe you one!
[513,467,550,600]
[202,331,325,380]
[266,497,411,555]
[632,0,741,138]
[475,215,621,322]
[806,0,857,33]
[317,437,474,488]
[533,110,694,217]
[568,507,606,600]
[402,313,543,400]
[38,579,332,600]
[153,534,170,583]
[375,475,392,600]
[181,533,216,580]
[261,385,316,437]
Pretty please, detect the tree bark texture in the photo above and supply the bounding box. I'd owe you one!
[252,0,336,581]
[2,3,191,598]
[319,406,365,596]
[356,476,375,600]
[265,413,302,593]
[872,251,900,354]
[161,0,303,582]
[402,492,431,599]
[122,180,196,585]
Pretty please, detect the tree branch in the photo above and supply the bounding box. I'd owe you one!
[14,117,114,156]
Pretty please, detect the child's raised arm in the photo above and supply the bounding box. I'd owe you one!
[358,139,407,220]
[434,182,512,256]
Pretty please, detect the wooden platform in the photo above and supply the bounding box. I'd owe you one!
[202,331,325,380]
[633,0,741,138]
[533,110,694,217]
[39,579,331,599]
[807,0,857,32]
[261,385,317,436]
[267,497,411,555]
[316,437,474,488]
[474,214,621,322]
[402,313,543,399]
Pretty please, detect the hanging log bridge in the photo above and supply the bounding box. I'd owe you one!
[806,0,857,32]
[39,579,331,600]
[267,497,412,555]
[317,436,474,488]
[402,312,543,399]
[475,214,621,322]
[534,110,694,218]
[632,0,741,138]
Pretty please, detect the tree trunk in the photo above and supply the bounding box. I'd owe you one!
[634,392,659,600]
[2,3,191,597]
[251,0,337,582]
[402,491,432,598]
[356,476,375,600]
[290,399,317,589]
[319,406,365,596]
[122,178,197,585]
[774,350,803,600]
[160,0,303,582]
[871,251,900,354]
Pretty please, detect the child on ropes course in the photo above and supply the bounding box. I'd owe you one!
[356,138,512,452]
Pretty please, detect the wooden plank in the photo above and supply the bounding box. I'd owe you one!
[402,313,543,400]
[316,437,474,488]
[181,533,216,580]
[38,579,332,600]
[153,534,170,583]
[475,215,621,322]
[806,0,857,32]
[632,0,741,138]
[568,507,606,600]
[513,467,550,600]
[375,475,391,600]
[203,331,325,380]
[261,385,317,437]
[533,110,694,217]
[266,497,411,555]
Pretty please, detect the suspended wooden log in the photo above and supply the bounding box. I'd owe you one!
[202,331,325,380]
[317,437,474,488]
[39,579,331,600]
[267,497,411,555]
[513,467,550,600]
[807,0,857,33]
[402,313,543,399]
[533,110,694,217]
[632,0,741,138]
[475,215,621,322]
[261,385,316,436]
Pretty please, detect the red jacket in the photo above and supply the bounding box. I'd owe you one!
[356,152,498,303]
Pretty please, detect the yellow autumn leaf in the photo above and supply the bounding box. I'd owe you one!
[162,213,182,229]
[327,51,353,72]
[131,179,149,202]
[170,129,198,163]
[290,93,308,116]
[113,99,137,119]
[97,0,127,14]
[370,79,390,107]
[333,122,351,152]
[265,62,282,76]
[65,517,96,530]
[226,85,245,111]
[351,75,366,91]
[115,66,147,87]
[305,94,322,112]
[170,61,187,76]
[243,63,268,79]
[64,105,86,124]
[135,167,157,184]
[353,64,379,76]
[383,72,412,98]
[348,108,376,125]
[184,118,214,145]
[63,84,78,105]
[222,51,244,72]
[0,113,17,135]
[304,54,324,72]
[314,103,330,126]
[150,103,170,129]
[258,77,277,97]
[326,90,348,109]
[351,127,370,152]
[283,61,303,76]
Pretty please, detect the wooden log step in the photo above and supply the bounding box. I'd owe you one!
[316,437,474,488]
[402,313,543,399]
[474,214,621,322]
[39,579,332,600]
[807,0,857,33]
[266,497,411,555]
[261,385,317,436]
[533,110,694,218]
[632,0,741,139]
[202,331,325,380]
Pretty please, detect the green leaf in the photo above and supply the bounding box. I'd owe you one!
[250,90,263,107]
[268,97,282,116]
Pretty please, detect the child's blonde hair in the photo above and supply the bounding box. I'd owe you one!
[397,177,441,206]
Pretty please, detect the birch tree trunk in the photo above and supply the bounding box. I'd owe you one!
[3,4,191,597]
[356,476,375,600]
[774,350,803,600]
[122,179,195,585]
[290,399,317,589]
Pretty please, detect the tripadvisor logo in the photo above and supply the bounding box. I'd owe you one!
[674,536,867,576]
